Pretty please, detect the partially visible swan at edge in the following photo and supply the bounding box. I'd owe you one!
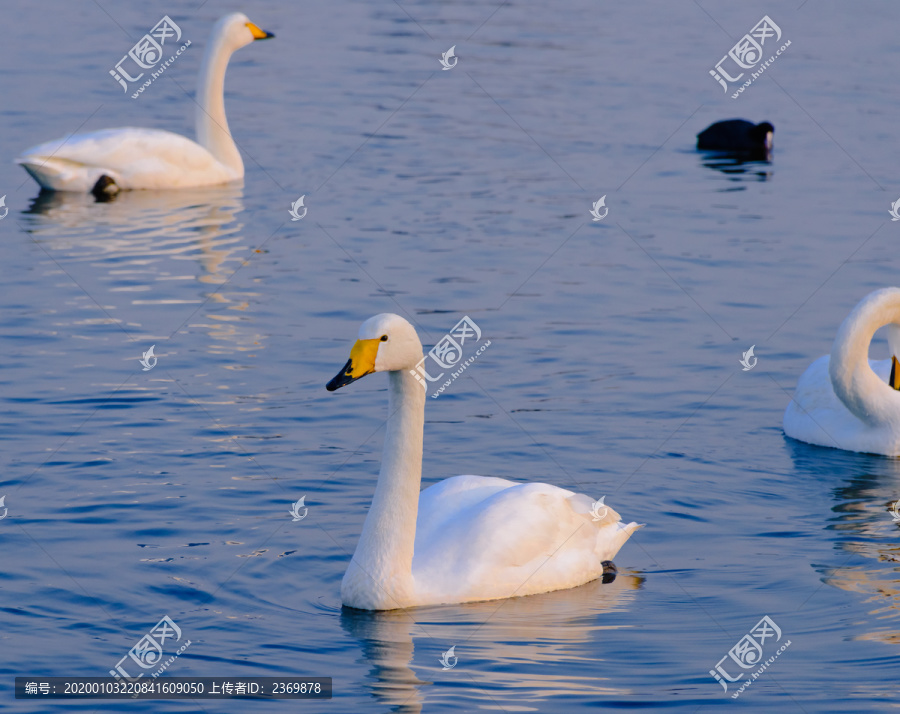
[784,287,900,455]
[15,13,273,195]
[325,313,643,610]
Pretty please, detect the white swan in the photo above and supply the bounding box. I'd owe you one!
[784,287,900,455]
[326,313,643,610]
[15,13,273,195]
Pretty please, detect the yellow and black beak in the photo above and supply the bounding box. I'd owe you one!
[326,338,380,392]
[246,22,275,40]
[891,356,900,391]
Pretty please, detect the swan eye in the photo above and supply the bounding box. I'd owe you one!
[380,335,388,342]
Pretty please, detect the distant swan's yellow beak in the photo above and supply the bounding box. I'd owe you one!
[890,356,900,391]
[326,338,380,391]
[246,22,275,40]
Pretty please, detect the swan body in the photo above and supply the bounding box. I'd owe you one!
[326,314,642,610]
[17,129,235,191]
[784,288,900,455]
[16,13,273,193]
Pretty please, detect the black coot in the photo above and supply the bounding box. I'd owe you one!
[697,120,774,153]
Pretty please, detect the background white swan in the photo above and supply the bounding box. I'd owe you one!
[15,13,273,195]
[325,313,643,610]
[784,287,900,455]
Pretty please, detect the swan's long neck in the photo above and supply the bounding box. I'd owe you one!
[349,369,425,606]
[195,26,243,177]
[830,288,900,426]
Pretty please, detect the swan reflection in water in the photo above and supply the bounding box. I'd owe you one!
[340,571,643,713]
[23,185,245,277]
[19,185,263,353]
[824,460,900,646]
[787,442,900,647]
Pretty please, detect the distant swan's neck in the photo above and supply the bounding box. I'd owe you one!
[350,370,425,606]
[195,26,243,177]
[830,288,900,426]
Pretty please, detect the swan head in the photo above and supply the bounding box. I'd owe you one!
[326,314,423,391]
[214,12,274,51]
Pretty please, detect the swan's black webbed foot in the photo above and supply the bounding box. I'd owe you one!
[601,560,617,584]
[91,175,119,201]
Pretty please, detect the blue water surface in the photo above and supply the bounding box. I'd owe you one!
[1,1,899,712]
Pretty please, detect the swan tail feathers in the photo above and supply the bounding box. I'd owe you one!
[16,156,100,192]
[596,520,643,562]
